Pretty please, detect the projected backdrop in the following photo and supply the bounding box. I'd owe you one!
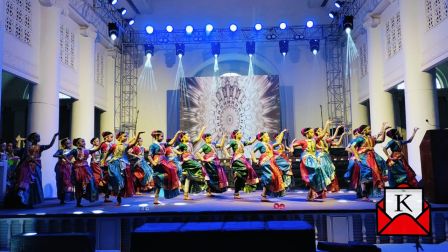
[180,75,281,140]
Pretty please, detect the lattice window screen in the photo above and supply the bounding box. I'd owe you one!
[59,24,75,69]
[95,51,105,86]
[5,0,32,45]
[359,43,368,78]
[425,0,448,30]
[385,12,402,58]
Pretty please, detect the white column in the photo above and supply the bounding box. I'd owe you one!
[71,27,97,142]
[100,49,116,134]
[28,1,63,198]
[399,0,438,179]
[350,34,369,128]
[364,15,395,157]
[0,0,5,124]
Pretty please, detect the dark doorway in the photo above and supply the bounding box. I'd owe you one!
[59,94,75,140]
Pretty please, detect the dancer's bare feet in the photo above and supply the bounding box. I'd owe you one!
[233,193,241,199]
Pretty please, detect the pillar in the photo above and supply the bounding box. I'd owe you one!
[0,0,5,125]
[28,0,64,198]
[399,0,439,179]
[364,15,396,157]
[71,27,96,142]
[100,48,116,135]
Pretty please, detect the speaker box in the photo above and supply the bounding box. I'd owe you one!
[420,129,448,203]
[11,233,95,252]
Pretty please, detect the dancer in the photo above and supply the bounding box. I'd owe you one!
[90,137,103,189]
[99,131,114,202]
[223,130,259,199]
[291,120,332,201]
[196,134,228,196]
[165,138,183,181]
[65,138,100,207]
[315,125,347,193]
[251,130,287,201]
[344,128,362,194]
[273,131,294,190]
[5,143,20,195]
[176,128,207,200]
[102,131,144,205]
[148,130,181,204]
[383,127,419,188]
[53,138,74,204]
[128,137,153,194]
[16,132,59,207]
[350,123,388,200]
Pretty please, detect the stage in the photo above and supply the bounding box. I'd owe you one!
[1,189,448,251]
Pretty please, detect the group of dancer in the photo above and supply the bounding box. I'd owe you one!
[1,121,419,208]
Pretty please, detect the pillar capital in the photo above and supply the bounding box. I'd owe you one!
[80,26,98,40]
[363,14,381,29]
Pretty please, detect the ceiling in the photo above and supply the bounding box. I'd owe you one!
[114,0,338,31]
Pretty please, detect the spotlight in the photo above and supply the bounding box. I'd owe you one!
[145,25,154,34]
[211,42,220,56]
[117,8,126,16]
[108,23,118,41]
[175,43,185,56]
[294,34,305,40]
[335,1,343,8]
[279,22,287,30]
[246,41,255,55]
[166,25,173,33]
[144,44,154,57]
[230,24,237,32]
[109,0,118,5]
[329,11,337,19]
[185,25,193,34]
[125,18,134,26]
[254,23,262,31]
[310,39,320,55]
[343,15,353,34]
[279,40,289,56]
[206,24,214,33]
[306,20,314,28]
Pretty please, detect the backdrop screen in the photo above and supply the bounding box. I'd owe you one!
[180,75,281,141]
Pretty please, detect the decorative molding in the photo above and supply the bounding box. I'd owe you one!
[363,15,381,29]
[68,0,108,45]
[80,26,97,39]
[39,0,56,7]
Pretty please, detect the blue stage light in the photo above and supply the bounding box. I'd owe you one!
[166,25,173,32]
[230,24,237,32]
[186,25,193,34]
[255,23,262,31]
[279,22,287,30]
[118,8,126,16]
[306,20,314,28]
[206,24,214,32]
[146,25,154,34]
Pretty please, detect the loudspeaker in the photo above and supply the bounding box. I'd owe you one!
[132,221,315,251]
[11,233,95,252]
[317,241,381,252]
[420,129,448,203]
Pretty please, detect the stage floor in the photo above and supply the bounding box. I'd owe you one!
[1,189,448,218]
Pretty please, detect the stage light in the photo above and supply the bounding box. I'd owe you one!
[166,25,173,32]
[35,212,46,215]
[118,8,126,16]
[279,22,287,30]
[122,204,131,207]
[206,24,214,32]
[92,210,104,214]
[73,211,83,215]
[125,18,134,26]
[145,25,154,34]
[255,23,262,31]
[306,20,314,28]
[211,42,220,57]
[230,24,237,32]
[174,202,188,206]
[144,44,154,57]
[335,1,343,8]
[343,15,353,34]
[329,11,337,19]
[185,25,193,34]
[138,203,149,207]
[176,43,185,56]
[23,233,37,236]
[310,39,320,55]
[279,40,289,56]
[108,23,118,41]
[109,0,118,5]
[246,41,255,55]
